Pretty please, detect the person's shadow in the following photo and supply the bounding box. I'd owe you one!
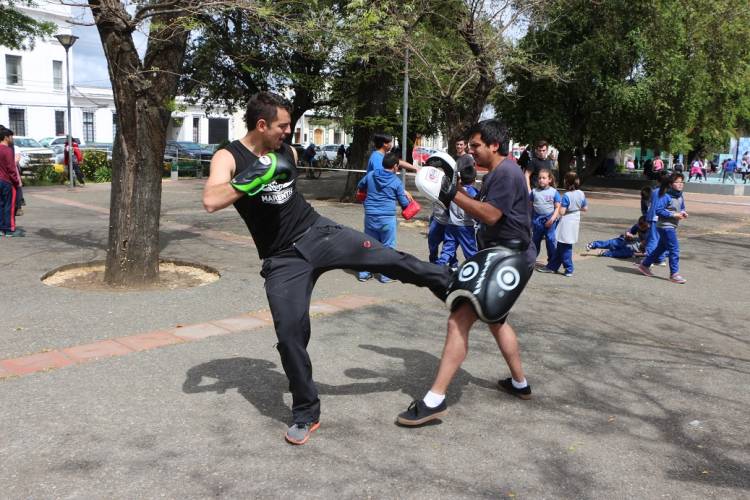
[182,344,496,424]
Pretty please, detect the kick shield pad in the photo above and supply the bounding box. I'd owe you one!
[445,246,532,324]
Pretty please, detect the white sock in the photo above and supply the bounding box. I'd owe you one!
[423,390,445,408]
[512,377,528,389]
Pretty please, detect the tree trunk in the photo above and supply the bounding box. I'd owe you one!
[340,60,392,200]
[90,0,189,286]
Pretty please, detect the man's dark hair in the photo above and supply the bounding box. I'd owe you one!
[382,152,399,170]
[0,127,14,141]
[467,120,510,155]
[373,132,393,150]
[535,140,548,149]
[244,92,292,131]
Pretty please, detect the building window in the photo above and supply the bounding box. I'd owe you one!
[55,110,65,136]
[9,108,26,136]
[5,55,22,86]
[53,60,63,90]
[83,111,95,142]
[192,116,200,143]
[112,113,117,139]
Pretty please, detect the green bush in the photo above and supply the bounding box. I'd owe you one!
[93,165,112,183]
[26,164,66,185]
[82,150,109,179]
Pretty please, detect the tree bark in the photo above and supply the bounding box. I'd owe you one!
[90,0,189,286]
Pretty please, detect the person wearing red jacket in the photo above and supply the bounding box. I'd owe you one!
[0,127,22,236]
[64,142,85,185]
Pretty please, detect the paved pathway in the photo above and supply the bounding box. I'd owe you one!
[1,177,748,498]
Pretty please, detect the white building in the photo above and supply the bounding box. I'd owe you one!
[1,3,235,145]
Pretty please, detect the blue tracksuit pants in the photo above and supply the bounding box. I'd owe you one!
[642,226,680,275]
[427,217,447,263]
[436,225,477,266]
[645,221,668,263]
[532,214,557,263]
[547,242,574,274]
[589,237,635,258]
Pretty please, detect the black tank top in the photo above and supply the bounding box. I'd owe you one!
[226,140,319,258]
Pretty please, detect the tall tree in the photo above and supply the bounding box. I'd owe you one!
[404,0,548,151]
[498,0,750,181]
[89,0,193,285]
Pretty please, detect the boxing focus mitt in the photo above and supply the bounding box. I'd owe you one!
[401,199,421,220]
[231,152,295,196]
[415,151,458,209]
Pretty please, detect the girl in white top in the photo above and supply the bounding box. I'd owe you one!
[538,172,588,277]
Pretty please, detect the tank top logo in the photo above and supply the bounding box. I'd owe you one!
[260,179,294,204]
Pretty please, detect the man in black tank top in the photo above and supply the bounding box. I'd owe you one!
[203,92,452,445]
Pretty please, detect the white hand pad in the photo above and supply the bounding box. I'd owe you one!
[415,166,447,209]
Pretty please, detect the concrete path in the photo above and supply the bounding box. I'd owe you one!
[1,175,748,498]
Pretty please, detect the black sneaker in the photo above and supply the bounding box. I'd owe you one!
[284,421,320,445]
[396,399,448,426]
[497,378,532,400]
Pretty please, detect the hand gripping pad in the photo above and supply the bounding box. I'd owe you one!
[424,152,458,209]
[445,246,532,324]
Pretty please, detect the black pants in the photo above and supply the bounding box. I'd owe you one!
[260,217,451,424]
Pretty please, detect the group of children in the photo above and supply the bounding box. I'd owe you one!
[525,167,688,284]
[532,169,588,277]
[581,171,688,283]
[356,136,688,286]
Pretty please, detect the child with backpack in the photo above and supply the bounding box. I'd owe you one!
[435,164,479,268]
[537,172,587,277]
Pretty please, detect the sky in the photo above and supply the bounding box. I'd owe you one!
[71,6,147,88]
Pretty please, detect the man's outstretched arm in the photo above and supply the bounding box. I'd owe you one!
[203,149,244,213]
[452,190,503,225]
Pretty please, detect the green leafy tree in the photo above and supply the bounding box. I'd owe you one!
[0,0,55,50]
[180,0,338,131]
[498,0,750,181]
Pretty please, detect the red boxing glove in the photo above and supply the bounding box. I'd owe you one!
[402,199,421,220]
[355,189,367,203]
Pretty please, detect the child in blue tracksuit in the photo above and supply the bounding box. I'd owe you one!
[638,172,688,284]
[356,152,411,283]
[436,165,478,267]
[530,168,561,265]
[644,172,669,264]
[539,172,587,276]
[586,216,649,258]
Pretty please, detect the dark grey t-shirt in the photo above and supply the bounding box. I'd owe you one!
[477,158,535,265]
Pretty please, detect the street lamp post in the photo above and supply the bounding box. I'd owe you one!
[54,34,79,189]
[401,47,409,183]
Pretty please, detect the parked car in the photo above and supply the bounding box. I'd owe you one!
[412,146,439,164]
[319,144,344,162]
[292,143,306,164]
[13,137,56,176]
[165,141,214,162]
